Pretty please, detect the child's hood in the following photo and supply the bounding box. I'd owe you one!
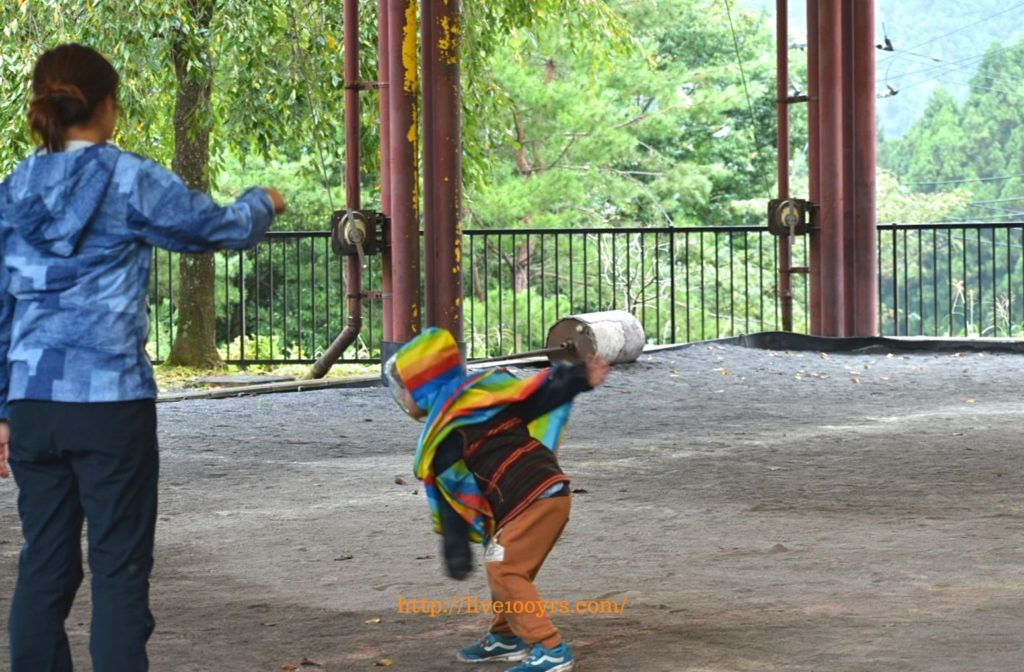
[387,327,466,417]
[1,143,117,257]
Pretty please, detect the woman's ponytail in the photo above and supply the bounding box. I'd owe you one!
[27,44,120,153]
[28,83,91,153]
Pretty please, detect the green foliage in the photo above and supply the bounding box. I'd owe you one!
[464,0,781,231]
[879,35,1024,223]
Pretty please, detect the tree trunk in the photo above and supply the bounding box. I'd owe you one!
[512,237,535,293]
[165,0,221,368]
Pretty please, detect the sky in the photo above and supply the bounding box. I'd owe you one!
[736,0,1024,136]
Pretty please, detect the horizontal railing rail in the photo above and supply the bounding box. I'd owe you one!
[146,222,1024,366]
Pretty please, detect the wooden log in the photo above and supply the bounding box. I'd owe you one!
[546,310,645,364]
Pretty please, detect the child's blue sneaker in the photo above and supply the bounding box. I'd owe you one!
[457,632,528,663]
[503,642,574,672]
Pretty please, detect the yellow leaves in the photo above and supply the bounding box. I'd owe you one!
[374,659,394,667]
[326,35,337,51]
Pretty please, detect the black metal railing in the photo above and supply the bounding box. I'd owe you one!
[147,222,1024,366]
[879,222,1024,338]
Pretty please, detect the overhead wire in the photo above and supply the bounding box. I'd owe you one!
[876,1,1024,68]
[720,0,772,199]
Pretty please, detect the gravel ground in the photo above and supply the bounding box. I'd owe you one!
[1,342,1022,671]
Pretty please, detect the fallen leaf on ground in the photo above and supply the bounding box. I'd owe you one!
[281,665,297,671]
[394,476,406,485]
[374,659,394,667]
[572,488,589,494]
[365,617,382,624]
[300,658,323,668]
[334,554,354,561]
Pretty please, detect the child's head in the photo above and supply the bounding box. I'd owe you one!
[384,328,466,421]
[28,44,120,153]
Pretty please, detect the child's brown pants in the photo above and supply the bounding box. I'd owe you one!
[486,495,571,648]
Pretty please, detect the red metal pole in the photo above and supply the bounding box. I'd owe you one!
[841,0,857,332]
[426,0,464,340]
[851,0,878,335]
[806,0,822,334]
[307,0,364,378]
[776,0,794,332]
[816,0,845,336]
[421,0,437,326]
[378,0,393,343]
[388,0,421,343]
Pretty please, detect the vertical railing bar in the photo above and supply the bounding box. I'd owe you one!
[685,231,691,342]
[976,227,983,336]
[901,229,909,336]
[483,233,490,356]
[669,230,676,343]
[238,250,246,365]
[931,228,938,336]
[946,229,953,336]
[469,233,476,359]
[921,229,929,336]
[699,232,706,340]
[498,233,504,354]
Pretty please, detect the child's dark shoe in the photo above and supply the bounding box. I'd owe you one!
[457,632,528,663]
[503,642,574,672]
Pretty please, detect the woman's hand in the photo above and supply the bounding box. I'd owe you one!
[263,187,287,215]
[0,421,10,479]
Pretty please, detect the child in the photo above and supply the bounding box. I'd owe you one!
[386,327,609,672]
[0,43,285,671]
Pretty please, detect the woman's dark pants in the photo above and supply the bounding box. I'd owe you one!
[7,400,158,672]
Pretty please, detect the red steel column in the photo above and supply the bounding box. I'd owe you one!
[421,0,437,327]
[423,0,464,339]
[776,0,794,332]
[378,0,393,342]
[815,0,845,336]
[850,0,878,335]
[841,0,857,332]
[806,0,822,334]
[388,0,421,342]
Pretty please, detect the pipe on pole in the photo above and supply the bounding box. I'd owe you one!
[307,0,364,378]
[776,0,794,332]
[422,0,464,340]
[421,0,436,328]
[388,0,421,343]
[378,0,393,343]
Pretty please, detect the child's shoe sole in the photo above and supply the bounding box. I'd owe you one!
[457,650,528,663]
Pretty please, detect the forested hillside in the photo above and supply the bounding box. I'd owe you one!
[739,0,1024,137]
[878,35,1024,222]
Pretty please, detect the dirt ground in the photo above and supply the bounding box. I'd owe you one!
[1,341,1023,671]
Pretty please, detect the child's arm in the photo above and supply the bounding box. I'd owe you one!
[433,432,473,580]
[511,355,610,423]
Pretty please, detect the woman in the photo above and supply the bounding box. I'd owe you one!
[0,43,286,671]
